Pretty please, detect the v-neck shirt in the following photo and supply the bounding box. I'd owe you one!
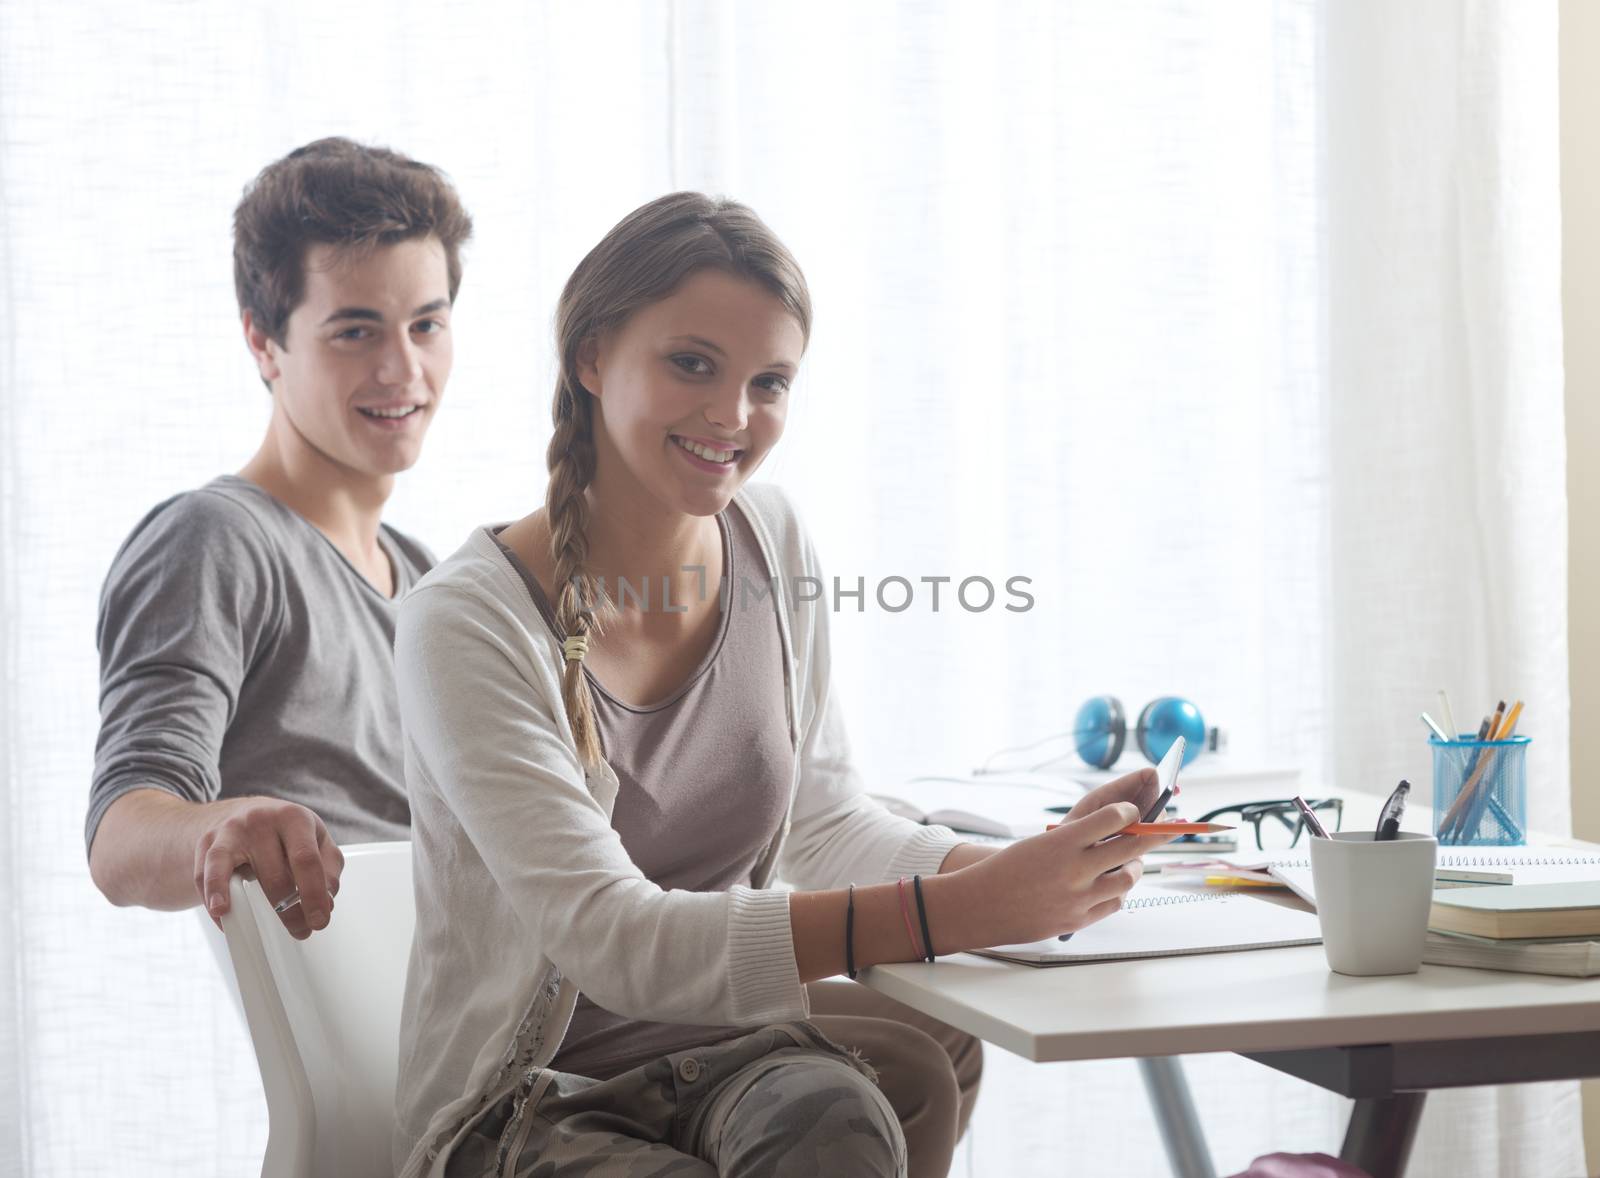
[492,506,795,1078]
[87,474,433,851]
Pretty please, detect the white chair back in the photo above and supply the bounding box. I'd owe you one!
[219,841,415,1178]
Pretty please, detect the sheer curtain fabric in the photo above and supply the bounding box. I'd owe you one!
[0,1,1575,1174]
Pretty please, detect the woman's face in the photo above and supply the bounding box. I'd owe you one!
[581,269,805,520]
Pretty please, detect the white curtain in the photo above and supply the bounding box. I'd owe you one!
[0,2,1577,1175]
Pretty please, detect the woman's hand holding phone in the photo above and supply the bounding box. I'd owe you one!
[941,768,1176,947]
[1069,765,1163,825]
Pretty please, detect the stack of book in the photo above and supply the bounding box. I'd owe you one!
[1424,881,1600,978]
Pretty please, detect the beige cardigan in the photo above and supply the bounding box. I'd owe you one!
[392,482,962,1176]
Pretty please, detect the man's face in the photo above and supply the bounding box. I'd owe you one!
[249,236,453,481]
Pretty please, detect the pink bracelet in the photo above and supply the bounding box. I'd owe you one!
[897,876,923,960]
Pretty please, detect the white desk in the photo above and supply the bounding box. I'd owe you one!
[862,783,1600,1176]
[862,942,1600,1067]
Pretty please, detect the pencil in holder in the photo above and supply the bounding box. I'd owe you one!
[1429,734,1529,846]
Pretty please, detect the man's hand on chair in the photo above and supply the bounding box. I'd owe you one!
[195,798,344,940]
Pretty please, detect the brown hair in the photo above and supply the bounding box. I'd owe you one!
[547,192,811,769]
[232,136,473,348]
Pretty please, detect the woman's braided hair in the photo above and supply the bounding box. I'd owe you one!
[547,192,811,768]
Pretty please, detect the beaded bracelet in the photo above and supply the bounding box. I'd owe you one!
[845,883,858,980]
[912,874,936,963]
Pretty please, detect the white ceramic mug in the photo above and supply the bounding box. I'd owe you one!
[1308,831,1438,975]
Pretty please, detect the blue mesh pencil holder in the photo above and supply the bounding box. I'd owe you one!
[1429,734,1529,846]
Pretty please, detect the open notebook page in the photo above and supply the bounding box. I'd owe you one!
[973,887,1322,966]
[1247,848,1600,908]
[870,773,1086,840]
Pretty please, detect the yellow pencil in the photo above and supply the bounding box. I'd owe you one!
[1494,699,1524,741]
[1449,699,1525,842]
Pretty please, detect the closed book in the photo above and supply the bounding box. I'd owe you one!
[1422,931,1600,978]
[1428,880,1600,940]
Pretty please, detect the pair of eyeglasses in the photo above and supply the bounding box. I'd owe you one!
[1175,797,1344,850]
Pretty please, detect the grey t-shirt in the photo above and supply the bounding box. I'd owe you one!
[493,506,795,1079]
[86,475,434,853]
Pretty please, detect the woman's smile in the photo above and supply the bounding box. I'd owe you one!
[670,433,744,472]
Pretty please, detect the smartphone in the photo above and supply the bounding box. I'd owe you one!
[1140,735,1187,822]
[1045,736,1187,818]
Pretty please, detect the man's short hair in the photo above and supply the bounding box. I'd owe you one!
[232,137,473,347]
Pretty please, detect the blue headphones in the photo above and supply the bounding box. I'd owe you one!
[1072,696,1220,769]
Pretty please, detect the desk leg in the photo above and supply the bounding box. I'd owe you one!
[1137,1057,1216,1178]
[1340,1092,1426,1178]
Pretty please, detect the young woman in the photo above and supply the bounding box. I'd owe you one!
[392,193,1170,1178]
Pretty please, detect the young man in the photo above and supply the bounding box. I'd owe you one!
[86,138,472,941]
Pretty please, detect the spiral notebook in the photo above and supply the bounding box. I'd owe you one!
[1261,849,1600,908]
[972,889,1323,966]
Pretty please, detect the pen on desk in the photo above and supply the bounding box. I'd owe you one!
[1374,779,1409,841]
[1291,795,1330,839]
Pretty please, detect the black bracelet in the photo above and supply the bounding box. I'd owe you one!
[912,874,936,963]
[845,883,858,980]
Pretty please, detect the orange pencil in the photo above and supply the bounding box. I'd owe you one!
[1121,821,1234,835]
[1047,821,1235,835]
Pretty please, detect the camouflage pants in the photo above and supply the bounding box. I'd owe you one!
[808,980,983,1177]
[448,1020,905,1177]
